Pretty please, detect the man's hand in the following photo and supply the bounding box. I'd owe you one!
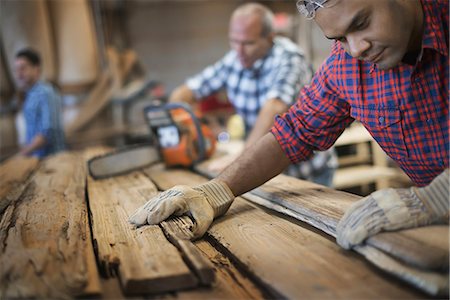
[337,169,449,249]
[129,180,235,239]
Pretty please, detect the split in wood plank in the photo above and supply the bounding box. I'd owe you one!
[85,147,212,295]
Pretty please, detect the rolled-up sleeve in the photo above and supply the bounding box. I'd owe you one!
[265,53,311,106]
[271,50,353,163]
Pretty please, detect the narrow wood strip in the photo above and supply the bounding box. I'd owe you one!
[84,148,198,295]
[0,152,100,298]
[160,216,215,285]
[0,155,39,215]
[146,166,424,299]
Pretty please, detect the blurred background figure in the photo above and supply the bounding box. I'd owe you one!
[14,48,65,158]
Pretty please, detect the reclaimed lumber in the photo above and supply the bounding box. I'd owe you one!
[0,155,39,215]
[85,148,198,295]
[244,174,449,296]
[0,152,101,298]
[145,166,424,299]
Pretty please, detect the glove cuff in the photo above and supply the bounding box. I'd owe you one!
[194,180,235,218]
[413,169,449,221]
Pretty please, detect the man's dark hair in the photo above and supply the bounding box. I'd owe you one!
[16,48,41,66]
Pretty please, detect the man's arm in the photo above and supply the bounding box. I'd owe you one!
[19,134,46,156]
[245,98,288,147]
[218,132,290,196]
[169,84,197,105]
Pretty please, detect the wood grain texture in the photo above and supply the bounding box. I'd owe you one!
[248,174,449,274]
[367,226,449,271]
[145,167,424,299]
[238,175,449,296]
[0,155,39,215]
[0,152,100,298]
[161,216,215,285]
[85,148,198,295]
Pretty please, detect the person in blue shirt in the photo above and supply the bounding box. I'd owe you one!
[14,48,65,158]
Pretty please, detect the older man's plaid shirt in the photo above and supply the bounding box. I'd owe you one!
[186,37,338,182]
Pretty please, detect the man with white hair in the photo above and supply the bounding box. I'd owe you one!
[170,2,337,186]
[131,0,449,249]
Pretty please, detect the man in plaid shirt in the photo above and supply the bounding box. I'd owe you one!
[131,0,449,249]
[14,48,65,158]
[170,2,337,186]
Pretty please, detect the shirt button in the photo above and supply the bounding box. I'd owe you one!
[427,119,433,124]
[378,116,385,124]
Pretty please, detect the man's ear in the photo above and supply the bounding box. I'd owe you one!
[267,32,275,43]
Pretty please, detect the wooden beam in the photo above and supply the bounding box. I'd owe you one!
[145,166,424,299]
[0,152,101,298]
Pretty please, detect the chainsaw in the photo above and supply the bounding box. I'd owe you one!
[88,102,216,179]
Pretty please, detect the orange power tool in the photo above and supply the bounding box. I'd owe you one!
[88,103,216,179]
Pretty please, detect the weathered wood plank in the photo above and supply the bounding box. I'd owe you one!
[0,155,39,215]
[368,226,449,271]
[0,152,101,298]
[145,166,424,299]
[85,148,198,295]
[242,175,449,296]
[161,216,215,285]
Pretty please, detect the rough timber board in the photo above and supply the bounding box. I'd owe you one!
[0,155,39,215]
[368,226,449,271]
[0,152,100,298]
[85,148,198,295]
[248,174,449,273]
[145,166,424,299]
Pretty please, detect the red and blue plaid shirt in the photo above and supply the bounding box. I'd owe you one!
[272,0,448,187]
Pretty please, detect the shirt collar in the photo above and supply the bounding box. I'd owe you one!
[420,0,448,57]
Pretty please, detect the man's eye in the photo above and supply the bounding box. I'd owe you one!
[355,19,368,30]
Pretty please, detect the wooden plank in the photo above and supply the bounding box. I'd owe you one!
[145,166,424,299]
[0,152,101,298]
[244,175,449,296]
[333,165,399,189]
[160,216,215,285]
[174,240,266,299]
[0,155,39,215]
[85,148,198,295]
[368,226,449,271]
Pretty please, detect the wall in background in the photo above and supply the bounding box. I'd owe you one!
[122,0,332,92]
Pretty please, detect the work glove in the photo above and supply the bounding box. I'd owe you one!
[129,180,235,239]
[337,169,449,249]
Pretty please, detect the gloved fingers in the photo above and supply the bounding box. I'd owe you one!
[336,194,378,249]
[128,187,188,226]
[189,204,215,240]
[146,194,188,225]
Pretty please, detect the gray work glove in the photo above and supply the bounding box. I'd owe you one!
[337,169,449,249]
[129,180,235,239]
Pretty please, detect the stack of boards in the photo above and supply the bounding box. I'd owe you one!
[0,149,447,298]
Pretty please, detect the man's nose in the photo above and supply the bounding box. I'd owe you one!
[233,43,245,55]
[347,34,370,59]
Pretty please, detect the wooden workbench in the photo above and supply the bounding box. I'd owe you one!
[0,149,442,299]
